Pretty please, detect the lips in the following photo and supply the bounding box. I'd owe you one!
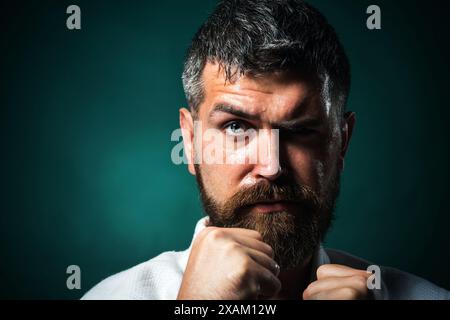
[248,201,299,213]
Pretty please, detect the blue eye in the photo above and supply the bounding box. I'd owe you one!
[224,121,246,135]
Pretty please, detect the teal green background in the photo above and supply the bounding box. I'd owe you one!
[1,0,449,299]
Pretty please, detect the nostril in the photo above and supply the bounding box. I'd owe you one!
[256,163,282,180]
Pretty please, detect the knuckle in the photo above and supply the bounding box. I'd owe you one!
[316,264,331,279]
[303,283,315,296]
[341,287,359,299]
[205,227,225,241]
[265,245,274,257]
[225,241,241,253]
[233,259,253,280]
[353,275,368,289]
[252,230,263,240]
[302,289,311,300]
[241,259,253,274]
[198,227,214,238]
[194,228,212,244]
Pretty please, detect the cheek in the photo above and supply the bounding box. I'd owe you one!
[287,146,315,185]
[286,145,330,191]
[198,164,245,202]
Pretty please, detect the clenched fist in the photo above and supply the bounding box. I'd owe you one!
[177,227,281,300]
[303,264,372,300]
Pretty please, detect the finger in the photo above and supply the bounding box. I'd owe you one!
[304,287,363,300]
[233,235,274,258]
[199,227,263,244]
[316,264,370,280]
[224,227,264,241]
[303,275,368,299]
[203,227,274,258]
[253,263,282,299]
[245,247,280,277]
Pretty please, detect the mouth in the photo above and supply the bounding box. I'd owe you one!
[246,200,299,214]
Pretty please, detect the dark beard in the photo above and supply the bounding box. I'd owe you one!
[195,166,340,270]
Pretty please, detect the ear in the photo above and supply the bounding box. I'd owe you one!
[339,111,356,171]
[179,108,196,175]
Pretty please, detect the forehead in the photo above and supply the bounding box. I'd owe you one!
[199,62,325,121]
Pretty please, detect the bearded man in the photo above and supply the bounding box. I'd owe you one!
[83,0,450,300]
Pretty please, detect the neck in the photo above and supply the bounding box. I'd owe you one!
[271,256,313,300]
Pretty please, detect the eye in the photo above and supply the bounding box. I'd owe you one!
[293,127,315,135]
[224,121,247,136]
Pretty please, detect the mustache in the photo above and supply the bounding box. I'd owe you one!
[222,180,321,214]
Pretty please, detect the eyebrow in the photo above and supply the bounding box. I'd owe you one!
[275,117,322,131]
[209,103,322,129]
[210,104,260,121]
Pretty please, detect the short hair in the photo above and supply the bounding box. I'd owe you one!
[182,0,350,117]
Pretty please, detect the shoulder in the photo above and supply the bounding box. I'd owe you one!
[81,249,189,300]
[324,248,450,300]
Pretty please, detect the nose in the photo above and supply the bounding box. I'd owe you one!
[253,129,282,181]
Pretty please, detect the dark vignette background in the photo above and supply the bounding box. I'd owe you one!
[1,0,449,299]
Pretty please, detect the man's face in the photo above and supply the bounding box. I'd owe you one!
[180,62,354,270]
